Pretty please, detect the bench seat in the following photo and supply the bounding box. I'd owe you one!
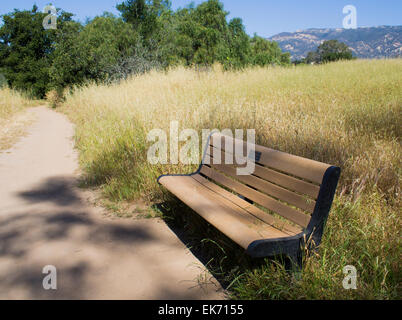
[159,174,301,250]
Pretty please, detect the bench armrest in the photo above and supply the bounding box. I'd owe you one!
[157,131,218,184]
[157,168,202,184]
[306,166,341,248]
[246,233,305,258]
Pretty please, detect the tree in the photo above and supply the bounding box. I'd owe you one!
[305,51,320,64]
[318,40,354,62]
[48,20,83,90]
[305,40,354,64]
[250,35,290,66]
[0,6,53,97]
[50,14,140,89]
[192,0,228,65]
[117,0,171,40]
[219,18,251,69]
[0,6,74,97]
[166,0,230,66]
[117,0,147,28]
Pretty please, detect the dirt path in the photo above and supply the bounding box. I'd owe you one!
[0,106,223,299]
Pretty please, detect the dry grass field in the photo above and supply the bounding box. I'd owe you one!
[0,87,32,119]
[60,59,401,299]
[0,88,37,150]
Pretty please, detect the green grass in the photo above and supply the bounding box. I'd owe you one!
[60,60,401,299]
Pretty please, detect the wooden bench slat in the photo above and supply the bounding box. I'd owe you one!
[253,163,320,199]
[205,151,316,213]
[192,174,302,235]
[159,175,289,249]
[200,165,311,228]
[210,133,330,184]
[207,145,320,199]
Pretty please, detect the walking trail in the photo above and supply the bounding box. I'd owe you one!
[0,106,223,299]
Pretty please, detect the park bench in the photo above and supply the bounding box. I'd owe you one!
[158,132,341,268]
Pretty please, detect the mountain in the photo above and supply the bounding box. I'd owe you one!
[268,26,402,61]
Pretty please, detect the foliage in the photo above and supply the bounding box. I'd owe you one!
[0,5,73,98]
[250,35,290,66]
[104,40,164,81]
[164,0,229,66]
[49,14,139,90]
[305,40,354,64]
[0,1,292,98]
[0,73,6,87]
[117,0,171,41]
[219,18,251,69]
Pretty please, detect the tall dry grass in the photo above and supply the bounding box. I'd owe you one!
[0,88,39,150]
[0,87,33,120]
[61,59,401,299]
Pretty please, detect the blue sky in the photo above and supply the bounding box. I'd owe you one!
[1,0,401,37]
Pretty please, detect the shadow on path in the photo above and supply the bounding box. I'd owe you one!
[1,176,219,299]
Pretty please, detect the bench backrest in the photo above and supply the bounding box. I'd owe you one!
[199,133,341,245]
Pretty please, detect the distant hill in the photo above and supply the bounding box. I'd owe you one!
[269,26,402,61]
